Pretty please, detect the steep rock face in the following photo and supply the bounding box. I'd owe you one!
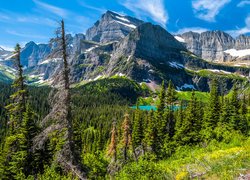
[235,35,250,49]
[180,31,235,62]
[86,11,143,43]
[106,23,192,86]
[0,47,12,62]
[21,41,51,67]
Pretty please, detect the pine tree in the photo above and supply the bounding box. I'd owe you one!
[5,44,27,134]
[174,91,201,145]
[214,98,233,142]
[229,84,240,130]
[0,44,27,179]
[22,103,39,176]
[132,107,143,148]
[143,111,158,153]
[107,121,117,162]
[202,79,220,140]
[166,80,177,138]
[175,100,184,132]
[156,81,166,147]
[239,94,248,135]
[157,81,166,120]
[121,113,132,161]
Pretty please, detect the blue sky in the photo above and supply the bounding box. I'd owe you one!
[0,0,250,50]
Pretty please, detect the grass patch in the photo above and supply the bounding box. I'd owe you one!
[177,91,210,103]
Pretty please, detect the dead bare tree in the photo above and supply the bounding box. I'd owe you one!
[33,20,86,179]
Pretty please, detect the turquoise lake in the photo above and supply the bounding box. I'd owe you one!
[131,106,181,111]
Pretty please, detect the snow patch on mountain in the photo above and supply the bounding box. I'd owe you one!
[115,16,130,23]
[207,69,232,74]
[174,36,185,43]
[224,49,250,58]
[115,20,136,29]
[85,45,99,53]
[169,61,184,69]
[5,53,17,60]
[177,84,195,90]
[39,58,61,65]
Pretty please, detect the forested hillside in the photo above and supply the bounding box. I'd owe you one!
[0,67,249,179]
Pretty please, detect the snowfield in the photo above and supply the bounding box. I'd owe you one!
[84,45,99,53]
[115,15,130,23]
[38,58,61,65]
[174,36,185,43]
[115,20,137,29]
[207,69,232,74]
[224,49,250,57]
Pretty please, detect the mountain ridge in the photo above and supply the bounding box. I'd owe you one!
[0,11,249,91]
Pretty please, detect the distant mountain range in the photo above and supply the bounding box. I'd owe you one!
[0,11,249,91]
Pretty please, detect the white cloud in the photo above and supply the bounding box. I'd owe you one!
[175,27,209,34]
[237,0,250,7]
[121,0,168,27]
[78,1,106,13]
[226,15,250,37]
[192,0,231,22]
[0,13,10,22]
[0,45,14,51]
[33,0,69,18]
[6,30,48,39]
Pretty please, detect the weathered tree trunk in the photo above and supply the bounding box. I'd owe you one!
[33,20,86,179]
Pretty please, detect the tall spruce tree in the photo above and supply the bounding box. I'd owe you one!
[132,106,143,149]
[166,80,177,138]
[202,79,220,140]
[156,81,166,148]
[143,111,158,153]
[0,44,29,179]
[107,121,117,162]
[174,91,201,145]
[229,84,240,130]
[239,94,248,135]
[121,113,132,161]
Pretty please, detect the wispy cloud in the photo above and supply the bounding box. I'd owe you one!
[237,0,250,7]
[0,45,14,51]
[121,0,168,27]
[0,12,10,22]
[226,15,250,37]
[175,27,209,34]
[16,16,56,27]
[33,0,69,18]
[0,10,56,27]
[192,0,231,22]
[78,1,106,13]
[6,30,48,39]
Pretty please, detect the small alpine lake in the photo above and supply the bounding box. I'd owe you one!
[131,105,181,111]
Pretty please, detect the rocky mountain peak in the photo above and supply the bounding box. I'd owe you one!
[179,30,250,62]
[85,10,144,43]
[21,41,51,67]
[0,47,5,51]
